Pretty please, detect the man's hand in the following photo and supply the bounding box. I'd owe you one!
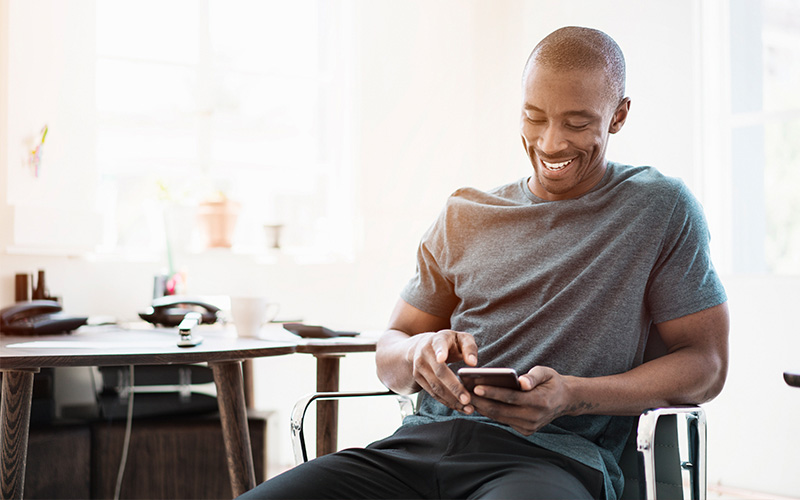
[377,299,479,414]
[469,366,580,436]
[406,329,479,414]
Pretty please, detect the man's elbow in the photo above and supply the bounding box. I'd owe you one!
[699,351,728,403]
[674,342,727,407]
[665,358,726,407]
[687,302,730,405]
[670,340,729,407]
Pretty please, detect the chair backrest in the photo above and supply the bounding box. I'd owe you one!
[618,414,684,500]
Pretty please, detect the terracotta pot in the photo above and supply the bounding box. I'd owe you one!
[197,200,240,248]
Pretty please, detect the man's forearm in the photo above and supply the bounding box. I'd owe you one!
[376,329,422,395]
[563,343,727,417]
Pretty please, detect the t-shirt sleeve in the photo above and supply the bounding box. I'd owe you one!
[400,207,460,319]
[646,183,727,323]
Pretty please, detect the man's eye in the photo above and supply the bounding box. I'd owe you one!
[526,116,546,124]
[566,122,589,130]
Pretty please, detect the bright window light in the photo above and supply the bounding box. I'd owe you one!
[94,0,354,259]
[703,0,800,275]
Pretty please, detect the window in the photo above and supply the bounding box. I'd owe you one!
[702,0,800,274]
[95,0,354,261]
[759,0,800,274]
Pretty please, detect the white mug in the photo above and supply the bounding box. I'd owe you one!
[230,297,280,338]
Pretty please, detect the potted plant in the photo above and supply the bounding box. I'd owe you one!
[197,190,240,248]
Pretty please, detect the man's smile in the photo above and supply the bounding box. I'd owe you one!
[539,157,576,172]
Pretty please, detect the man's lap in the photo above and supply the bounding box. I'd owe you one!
[238,419,603,499]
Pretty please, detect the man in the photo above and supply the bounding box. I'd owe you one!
[241,26,728,500]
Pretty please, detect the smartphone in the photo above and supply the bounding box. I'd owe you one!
[458,367,521,391]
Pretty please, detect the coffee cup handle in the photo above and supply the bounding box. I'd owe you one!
[262,303,280,325]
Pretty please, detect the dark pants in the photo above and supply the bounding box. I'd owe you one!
[239,419,604,499]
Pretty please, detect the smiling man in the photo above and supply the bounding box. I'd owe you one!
[239,27,728,500]
[521,27,629,201]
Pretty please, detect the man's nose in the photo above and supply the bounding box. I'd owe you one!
[537,125,567,154]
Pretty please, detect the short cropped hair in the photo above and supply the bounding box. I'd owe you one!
[524,26,626,105]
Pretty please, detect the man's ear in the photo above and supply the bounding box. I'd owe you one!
[609,97,631,134]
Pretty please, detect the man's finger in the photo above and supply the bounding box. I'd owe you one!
[456,331,479,366]
[520,365,552,390]
[430,331,455,363]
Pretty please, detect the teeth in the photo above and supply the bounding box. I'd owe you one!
[541,158,573,171]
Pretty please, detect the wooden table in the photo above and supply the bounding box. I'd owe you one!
[0,327,295,499]
[0,327,380,499]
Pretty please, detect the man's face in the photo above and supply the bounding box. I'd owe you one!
[520,63,629,201]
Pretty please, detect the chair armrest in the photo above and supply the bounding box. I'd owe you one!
[636,406,706,500]
[290,390,415,465]
[784,370,800,388]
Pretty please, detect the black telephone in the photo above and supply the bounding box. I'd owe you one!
[139,296,221,327]
[0,300,88,336]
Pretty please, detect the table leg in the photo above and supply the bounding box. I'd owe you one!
[210,361,256,497]
[242,360,255,409]
[1,369,38,500]
[315,355,342,457]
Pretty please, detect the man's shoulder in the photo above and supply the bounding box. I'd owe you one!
[604,163,710,231]
[609,162,683,189]
[447,178,527,205]
[606,163,690,203]
[428,180,530,236]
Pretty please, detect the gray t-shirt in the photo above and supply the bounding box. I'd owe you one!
[400,162,727,500]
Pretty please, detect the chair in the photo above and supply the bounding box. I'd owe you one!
[291,392,706,500]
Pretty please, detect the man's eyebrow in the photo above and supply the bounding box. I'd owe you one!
[523,104,599,120]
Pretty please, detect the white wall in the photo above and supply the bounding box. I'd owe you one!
[0,0,11,250]
[1,1,798,496]
[0,0,101,252]
[706,274,800,496]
